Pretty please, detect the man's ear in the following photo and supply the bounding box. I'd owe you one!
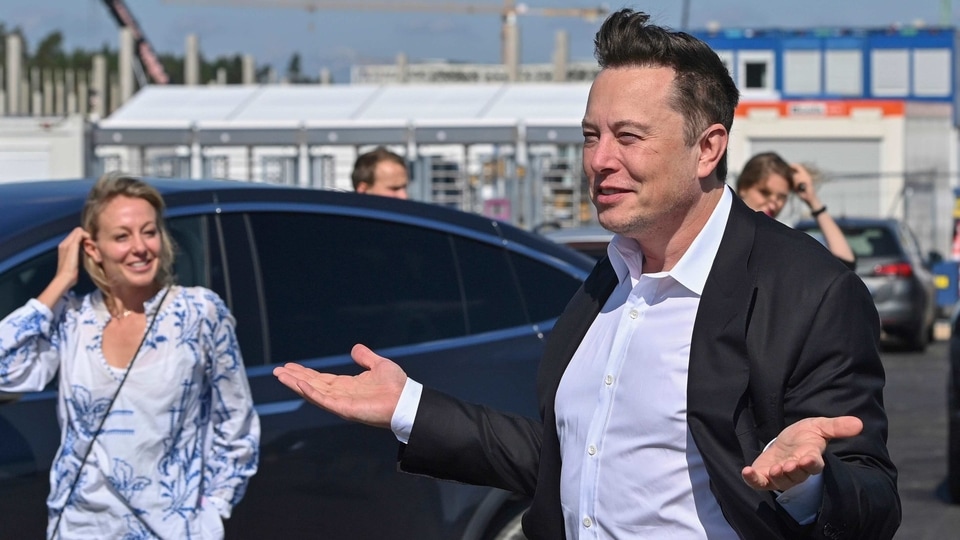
[82,236,101,263]
[356,183,370,194]
[697,123,729,179]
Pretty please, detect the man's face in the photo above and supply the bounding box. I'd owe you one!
[359,160,409,199]
[581,66,706,242]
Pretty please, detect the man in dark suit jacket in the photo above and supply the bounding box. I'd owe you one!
[275,9,900,539]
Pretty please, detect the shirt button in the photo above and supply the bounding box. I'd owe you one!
[604,374,614,386]
[583,516,593,528]
[587,444,597,456]
[629,309,639,319]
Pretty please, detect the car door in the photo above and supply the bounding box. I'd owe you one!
[216,204,584,539]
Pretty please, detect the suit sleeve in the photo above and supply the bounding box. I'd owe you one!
[398,387,543,496]
[785,270,901,538]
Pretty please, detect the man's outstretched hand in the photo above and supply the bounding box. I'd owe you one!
[273,344,408,429]
[742,416,863,492]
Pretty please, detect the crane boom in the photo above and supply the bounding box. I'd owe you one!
[102,0,170,84]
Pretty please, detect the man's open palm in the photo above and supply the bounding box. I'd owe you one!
[273,344,407,429]
[742,416,863,492]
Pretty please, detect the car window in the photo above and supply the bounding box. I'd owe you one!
[849,227,901,258]
[803,225,901,258]
[167,216,211,288]
[451,236,527,333]
[248,212,469,364]
[218,213,267,367]
[0,250,95,320]
[509,251,586,323]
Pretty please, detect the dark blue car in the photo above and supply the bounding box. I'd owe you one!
[0,178,595,539]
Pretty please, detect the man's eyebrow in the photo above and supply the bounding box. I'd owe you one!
[580,119,649,130]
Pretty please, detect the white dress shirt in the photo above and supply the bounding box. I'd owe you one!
[392,187,821,538]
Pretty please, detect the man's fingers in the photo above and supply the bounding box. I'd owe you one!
[819,416,863,440]
[273,363,335,394]
[351,343,387,371]
[741,467,768,489]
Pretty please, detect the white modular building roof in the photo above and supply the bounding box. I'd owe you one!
[96,83,592,146]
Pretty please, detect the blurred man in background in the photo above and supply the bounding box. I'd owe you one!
[351,147,409,199]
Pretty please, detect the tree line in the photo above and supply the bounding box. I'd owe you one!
[0,21,317,85]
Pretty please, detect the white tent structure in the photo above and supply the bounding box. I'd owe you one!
[94,83,595,228]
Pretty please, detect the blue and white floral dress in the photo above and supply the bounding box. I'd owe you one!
[0,285,260,539]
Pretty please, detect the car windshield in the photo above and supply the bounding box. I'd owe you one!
[802,225,901,258]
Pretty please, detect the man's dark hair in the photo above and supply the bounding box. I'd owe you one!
[594,9,740,180]
[351,146,407,191]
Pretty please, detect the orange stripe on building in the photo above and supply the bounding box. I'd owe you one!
[735,100,905,117]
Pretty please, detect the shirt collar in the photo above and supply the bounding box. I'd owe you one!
[607,186,733,295]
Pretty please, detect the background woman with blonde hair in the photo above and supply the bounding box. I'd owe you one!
[0,172,259,539]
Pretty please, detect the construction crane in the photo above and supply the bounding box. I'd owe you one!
[162,1,608,77]
[101,0,170,84]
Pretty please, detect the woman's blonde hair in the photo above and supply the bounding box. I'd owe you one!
[81,172,176,297]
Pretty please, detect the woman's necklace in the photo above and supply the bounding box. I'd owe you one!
[116,309,133,319]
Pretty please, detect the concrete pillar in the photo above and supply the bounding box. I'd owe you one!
[19,78,29,115]
[119,27,135,104]
[242,54,255,85]
[92,55,107,119]
[5,34,22,115]
[42,70,54,115]
[78,72,89,116]
[31,68,41,116]
[216,67,227,85]
[54,70,65,115]
[396,52,408,84]
[109,73,120,114]
[502,15,520,82]
[65,69,77,114]
[319,68,331,85]
[185,34,200,86]
[552,30,568,82]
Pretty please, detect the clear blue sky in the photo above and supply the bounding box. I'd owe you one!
[2,0,956,82]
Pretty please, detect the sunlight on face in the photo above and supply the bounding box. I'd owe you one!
[87,195,163,292]
[739,173,791,218]
[581,66,705,240]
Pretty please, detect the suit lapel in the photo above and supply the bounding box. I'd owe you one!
[688,197,758,434]
[688,197,789,536]
[536,257,618,416]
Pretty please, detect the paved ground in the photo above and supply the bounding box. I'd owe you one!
[882,338,960,539]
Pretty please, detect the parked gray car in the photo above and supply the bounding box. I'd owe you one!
[795,217,938,351]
